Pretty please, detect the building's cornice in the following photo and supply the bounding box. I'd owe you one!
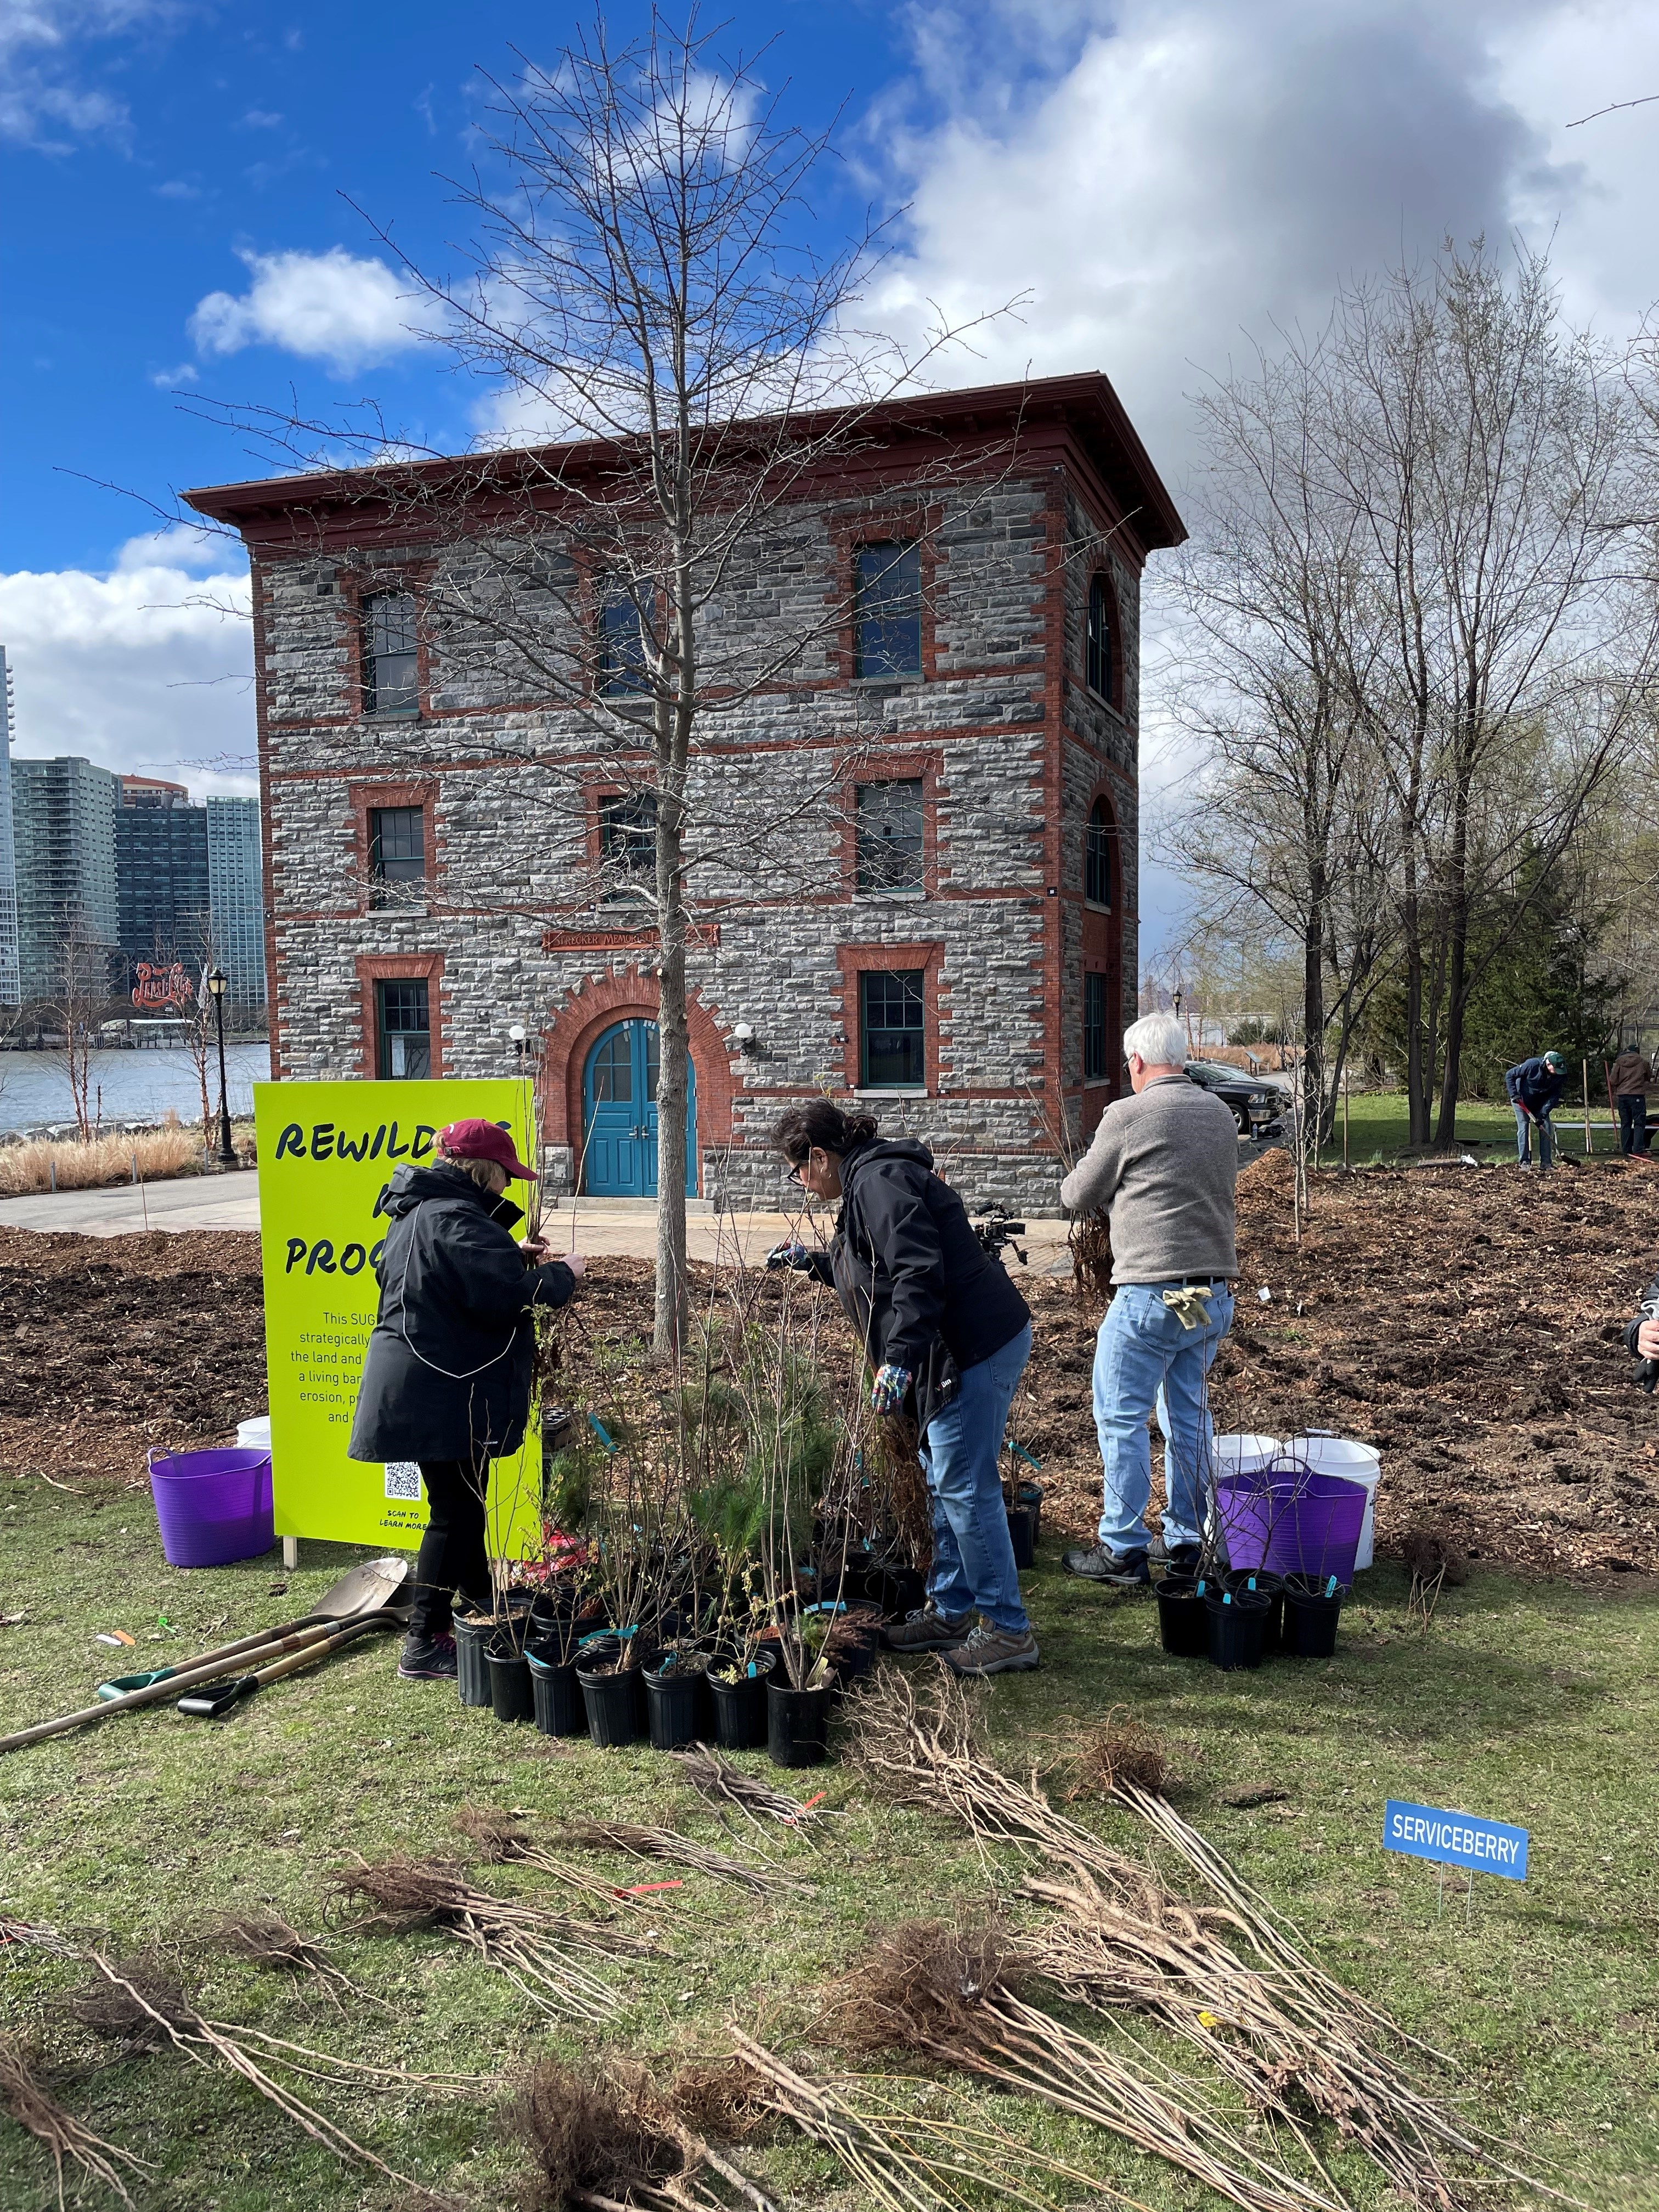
[182,373,1186,561]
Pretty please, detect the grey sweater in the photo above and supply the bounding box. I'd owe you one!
[1059,1075,1239,1285]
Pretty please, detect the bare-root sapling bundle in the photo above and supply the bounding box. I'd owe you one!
[850,1667,1572,2211]
[509,2052,777,2212]
[0,2033,151,2210]
[330,1855,656,2021]
[554,1818,815,1898]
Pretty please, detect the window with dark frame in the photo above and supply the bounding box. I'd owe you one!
[860,968,926,1088]
[368,806,425,906]
[1084,970,1108,1082]
[855,778,924,893]
[854,540,922,679]
[376,978,431,1080]
[363,591,419,714]
[598,590,650,696]
[1085,797,1113,906]
[597,789,657,899]
[1086,573,1114,703]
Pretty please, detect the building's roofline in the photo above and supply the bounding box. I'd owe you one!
[182,371,1186,554]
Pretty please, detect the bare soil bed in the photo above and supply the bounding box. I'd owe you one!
[5,1154,1657,1580]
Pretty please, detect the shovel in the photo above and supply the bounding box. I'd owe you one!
[0,1557,413,1756]
[176,1610,398,1718]
[92,1556,413,1699]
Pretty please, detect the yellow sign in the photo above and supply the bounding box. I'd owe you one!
[253,1080,542,1558]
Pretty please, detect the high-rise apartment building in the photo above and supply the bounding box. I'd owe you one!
[115,775,210,988]
[0,650,19,1008]
[206,795,267,1007]
[12,755,120,1003]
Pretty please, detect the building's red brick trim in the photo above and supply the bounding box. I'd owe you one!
[539,967,737,1193]
[826,503,943,685]
[355,951,446,1079]
[837,749,943,898]
[834,940,945,1094]
[347,778,439,912]
[249,559,283,1075]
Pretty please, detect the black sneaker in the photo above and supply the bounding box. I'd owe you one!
[1062,1544,1152,1588]
[397,1632,458,1681]
[1163,1544,1203,1578]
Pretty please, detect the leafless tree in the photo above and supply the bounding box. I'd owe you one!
[196,10,1012,1354]
[44,912,115,1140]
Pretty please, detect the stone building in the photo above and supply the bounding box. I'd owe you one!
[186,373,1183,1208]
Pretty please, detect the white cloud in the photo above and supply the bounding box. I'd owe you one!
[0,0,178,148]
[0,534,256,798]
[148,360,198,387]
[188,246,428,376]
[864,0,1659,952]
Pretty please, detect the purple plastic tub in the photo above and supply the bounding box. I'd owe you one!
[148,1447,274,1568]
[1216,1469,1364,1588]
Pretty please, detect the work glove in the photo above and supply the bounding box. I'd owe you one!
[765,1240,812,1273]
[871,1363,913,1415]
[1162,1286,1214,1331]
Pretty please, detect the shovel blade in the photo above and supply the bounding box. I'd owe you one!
[95,1667,178,1700]
[306,1555,414,1624]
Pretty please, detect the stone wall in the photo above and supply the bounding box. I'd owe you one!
[253,464,1148,1215]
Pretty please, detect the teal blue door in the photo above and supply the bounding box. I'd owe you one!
[581,1020,696,1197]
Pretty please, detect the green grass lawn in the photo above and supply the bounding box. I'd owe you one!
[2,1474,1656,2210]
[1314,1090,1625,1166]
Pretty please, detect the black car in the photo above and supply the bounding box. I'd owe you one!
[1183,1059,1288,1138]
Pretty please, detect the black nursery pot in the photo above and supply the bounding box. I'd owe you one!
[643,1653,711,1752]
[1006,1504,1038,1571]
[526,1641,588,1737]
[856,1564,926,1620]
[708,1650,775,1751]
[766,1677,831,1769]
[1223,1568,1285,1656]
[487,1647,535,1724]
[1282,1575,1346,1659]
[454,1615,507,1709]
[1156,1575,1210,1658]
[1205,1589,1269,1673]
[576,1637,645,1748]
[1017,1481,1045,1538]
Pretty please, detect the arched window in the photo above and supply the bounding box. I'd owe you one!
[1085,798,1112,907]
[1086,573,1114,703]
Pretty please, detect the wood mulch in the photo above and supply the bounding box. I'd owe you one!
[5,1155,1657,1581]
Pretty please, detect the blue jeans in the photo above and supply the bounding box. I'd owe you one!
[1091,1284,1234,1558]
[1514,1105,1555,1168]
[917,1323,1032,1633]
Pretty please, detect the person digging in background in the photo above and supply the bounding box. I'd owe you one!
[348,1119,586,1682]
[766,1099,1037,1677]
[1607,1045,1656,1159]
[1058,1012,1239,1590]
[1505,1049,1567,1170]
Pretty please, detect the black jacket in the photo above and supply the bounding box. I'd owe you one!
[347,1161,574,1464]
[805,1137,1030,1432]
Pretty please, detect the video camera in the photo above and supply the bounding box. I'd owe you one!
[970,1204,1029,1267]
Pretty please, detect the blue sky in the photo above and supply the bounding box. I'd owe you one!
[5,1,1659,955]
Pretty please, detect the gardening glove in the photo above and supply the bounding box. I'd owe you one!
[871,1363,913,1415]
[1162,1286,1214,1331]
[765,1239,812,1273]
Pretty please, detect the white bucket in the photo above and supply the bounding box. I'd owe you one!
[236,1416,272,1451]
[1281,1432,1383,1571]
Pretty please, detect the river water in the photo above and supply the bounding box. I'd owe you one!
[0,1042,274,1133]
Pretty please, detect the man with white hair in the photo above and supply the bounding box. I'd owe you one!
[1058,1012,1240,1587]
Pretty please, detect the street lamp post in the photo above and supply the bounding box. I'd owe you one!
[207,968,235,1166]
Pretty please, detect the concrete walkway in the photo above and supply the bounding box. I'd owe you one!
[0,1172,1072,1266]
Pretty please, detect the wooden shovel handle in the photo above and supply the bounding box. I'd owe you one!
[0,1622,340,1753]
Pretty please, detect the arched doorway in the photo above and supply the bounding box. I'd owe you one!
[581,1018,697,1197]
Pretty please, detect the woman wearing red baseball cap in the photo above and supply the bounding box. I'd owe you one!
[349,1119,588,1681]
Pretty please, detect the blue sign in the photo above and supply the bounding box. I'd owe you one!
[1384,1799,1528,1881]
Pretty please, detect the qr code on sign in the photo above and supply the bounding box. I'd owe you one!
[383,1462,422,1502]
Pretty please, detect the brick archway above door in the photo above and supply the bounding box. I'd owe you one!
[540,966,738,1171]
